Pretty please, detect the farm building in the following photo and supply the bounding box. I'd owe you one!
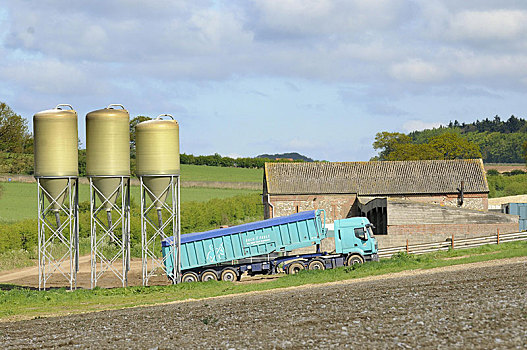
[263,159,519,247]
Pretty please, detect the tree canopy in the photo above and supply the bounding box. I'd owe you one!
[0,102,31,153]
[427,132,482,159]
[129,116,152,158]
[388,115,526,163]
[373,131,481,161]
[372,132,411,160]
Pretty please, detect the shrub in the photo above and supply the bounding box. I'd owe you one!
[486,169,499,176]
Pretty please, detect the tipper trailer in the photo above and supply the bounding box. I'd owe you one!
[162,210,378,282]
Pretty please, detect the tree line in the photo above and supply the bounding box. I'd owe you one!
[373,115,527,164]
[445,115,527,134]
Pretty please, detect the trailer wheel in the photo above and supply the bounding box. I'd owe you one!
[308,259,325,270]
[200,270,218,282]
[220,268,238,282]
[345,254,364,266]
[181,271,199,283]
[287,262,305,275]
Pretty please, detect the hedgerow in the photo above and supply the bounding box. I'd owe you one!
[0,193,263,255]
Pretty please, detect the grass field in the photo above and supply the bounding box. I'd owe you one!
[0,241,525,321]
[0,182,258,223]
[180,164,262,183]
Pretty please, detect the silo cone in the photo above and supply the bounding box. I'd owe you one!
[33,105,78,223]
[39,178,68,211]
[92,177,122,210]
[142,177,171,209]
[86,105,130,220]
[135,116,180,227]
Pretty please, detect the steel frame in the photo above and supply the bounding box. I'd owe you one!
[36,177,79,290]
[89,176,130,288]
[140,175,180,285]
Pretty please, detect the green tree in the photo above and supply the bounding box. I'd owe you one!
[129,116,152,158]
[78,149,87,176]
[385,143,443,161]
[0,102,30,153]
[523,140,527,166]
[428,132,482,159]
[372,132,411,160]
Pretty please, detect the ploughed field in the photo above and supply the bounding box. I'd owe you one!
[1,259,526,349]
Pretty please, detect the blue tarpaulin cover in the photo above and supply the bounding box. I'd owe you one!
[162,210,317,246]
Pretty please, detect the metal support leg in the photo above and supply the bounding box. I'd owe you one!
[89,176,130,288]
[141,175,181,286]
[36,177,78,290]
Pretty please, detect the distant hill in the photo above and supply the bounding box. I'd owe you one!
[256,152,314,162]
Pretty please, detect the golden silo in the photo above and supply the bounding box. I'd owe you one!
[33,105,78,210]
[86,105,130,209]
[136,115,180,209]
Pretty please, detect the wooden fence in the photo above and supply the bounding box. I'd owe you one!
[378,231,527,258]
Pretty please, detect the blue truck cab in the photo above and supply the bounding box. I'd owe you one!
[333,217,379,263]
[162,210,379,282]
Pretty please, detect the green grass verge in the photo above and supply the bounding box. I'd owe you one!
[1,241,526,322]
[0,182,258,223]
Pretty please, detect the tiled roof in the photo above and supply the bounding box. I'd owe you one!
[264,159,488,195]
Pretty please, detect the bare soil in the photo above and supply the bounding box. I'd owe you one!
[0,255,280,289]
[1,258,526,349]
[0,256,174,289]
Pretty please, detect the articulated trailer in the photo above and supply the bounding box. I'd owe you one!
[162,210,378,282]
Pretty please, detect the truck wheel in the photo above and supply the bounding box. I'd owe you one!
[308,259,325,270]
[287,262,305,275]
[181,271,199,283]
[200,270,218,282]
[345,254,364,266]
[220,268,238,282]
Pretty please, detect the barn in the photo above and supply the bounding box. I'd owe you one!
[263,159,518,247]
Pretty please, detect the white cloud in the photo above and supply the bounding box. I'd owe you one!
[2,1,527,160]
[389,59,448,83]
[448,10,527,42]
[0,59,94,95]
[402,120,442,132]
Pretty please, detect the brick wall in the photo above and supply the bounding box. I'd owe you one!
[266,192,489,221]
[387,193,488,211]
[265,194,356,223]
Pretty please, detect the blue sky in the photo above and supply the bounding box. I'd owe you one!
[1,1,526,161]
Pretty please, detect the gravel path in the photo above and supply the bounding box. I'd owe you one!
[1,258,526,349]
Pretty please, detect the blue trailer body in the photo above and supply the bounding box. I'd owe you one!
[162,210,378,282]
[162,210,326,273]
[502,203,527,231]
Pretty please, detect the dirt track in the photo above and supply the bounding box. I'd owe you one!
[1,258,526,349]
[0,255,279,289]
[0,256,174,289]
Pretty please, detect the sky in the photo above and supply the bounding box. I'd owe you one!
[1,1,526,161]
